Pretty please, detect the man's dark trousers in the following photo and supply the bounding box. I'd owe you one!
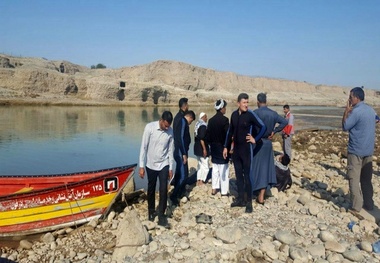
[147,166,169,217]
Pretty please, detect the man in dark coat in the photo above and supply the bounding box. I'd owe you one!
[171,109,195,206]
[171,98,188,188]
[207,99,230,195]
[223,93,266,213]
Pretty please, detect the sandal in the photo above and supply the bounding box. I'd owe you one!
[256,197,265,205]
[348,209,365,220]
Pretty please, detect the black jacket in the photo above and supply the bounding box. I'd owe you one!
[174,115,190,156]
[225,109,266,154]
[206,111,229,164]
[194,124,209,157]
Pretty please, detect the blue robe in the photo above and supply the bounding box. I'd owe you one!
[251,106,287,191]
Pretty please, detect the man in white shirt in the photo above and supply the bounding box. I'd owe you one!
[139,111,174,228]
[194,112,210,186]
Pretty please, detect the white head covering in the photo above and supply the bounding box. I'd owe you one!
[194,114,207,137]
[214,99,225,110]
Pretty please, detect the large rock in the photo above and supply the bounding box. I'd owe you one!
[215,226,242,244]
[112,209,149,261]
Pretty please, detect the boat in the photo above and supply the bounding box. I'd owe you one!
[0,164,136,236]
[0,165,130,196]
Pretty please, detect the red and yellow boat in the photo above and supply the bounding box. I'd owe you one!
[0,165,129,196]
[0,164,136,236]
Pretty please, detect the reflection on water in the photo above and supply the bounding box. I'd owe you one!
[153,107,160,120]
[141,109,148,123]
[117,110,126,130]
[0,105,347,190]
[66,112,79,135]
[141,108,161,123]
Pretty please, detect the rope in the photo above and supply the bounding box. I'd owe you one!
[64,183,87,244]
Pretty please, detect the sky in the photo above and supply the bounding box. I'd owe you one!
[1,1,379,89]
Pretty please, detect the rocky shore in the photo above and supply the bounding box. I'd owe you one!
[1,128,380,263]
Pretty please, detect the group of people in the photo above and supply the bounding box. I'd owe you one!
[138,93,295,226]
[138,86,377,227]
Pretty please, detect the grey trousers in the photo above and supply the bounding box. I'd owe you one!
[282,134,292,159]
[347,154,374,211]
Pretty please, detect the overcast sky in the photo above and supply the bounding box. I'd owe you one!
[1,1,379,89]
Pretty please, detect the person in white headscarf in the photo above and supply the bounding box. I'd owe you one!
[206,99,230,195]
[194,112,210,185]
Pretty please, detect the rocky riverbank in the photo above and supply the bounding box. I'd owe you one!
[1,128,380,262]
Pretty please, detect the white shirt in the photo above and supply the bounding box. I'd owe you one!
[139,121,174,171]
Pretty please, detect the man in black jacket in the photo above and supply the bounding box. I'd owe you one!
[207,99,230,195]
[171,98,188,187]
[171,109,195,205]
[223,93,266,213]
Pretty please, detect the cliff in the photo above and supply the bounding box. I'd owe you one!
[1,54,379,106]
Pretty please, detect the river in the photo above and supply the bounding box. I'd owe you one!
[0,105,345,191]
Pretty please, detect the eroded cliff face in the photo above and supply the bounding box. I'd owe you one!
[1,54,379,106]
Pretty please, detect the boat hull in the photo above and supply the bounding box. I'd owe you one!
[0,164,136,236]
[0,165,128,196]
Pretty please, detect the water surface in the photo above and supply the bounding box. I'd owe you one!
[0,105,344,190]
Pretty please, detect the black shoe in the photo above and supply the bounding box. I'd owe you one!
[245,202,253,213]
[158,216,170,228]
[170,196,179,206]
[231,199,246,207]
[148,211,157,222]
[363,204,374,211]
